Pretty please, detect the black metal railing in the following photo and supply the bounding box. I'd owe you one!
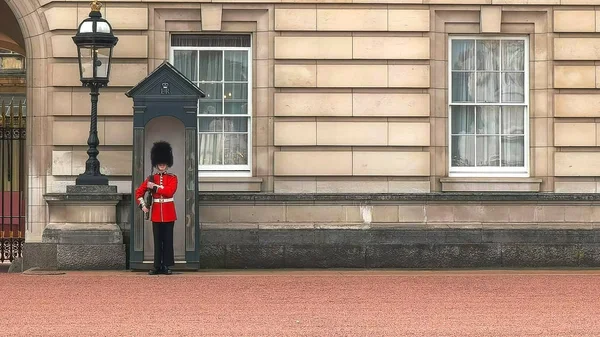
[0,99,26,263]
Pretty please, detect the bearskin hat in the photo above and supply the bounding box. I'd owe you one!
[151,141,173,167]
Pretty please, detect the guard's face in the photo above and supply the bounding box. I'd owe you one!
[157,164,167,171]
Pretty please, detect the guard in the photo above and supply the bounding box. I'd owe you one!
[134,141,178,275]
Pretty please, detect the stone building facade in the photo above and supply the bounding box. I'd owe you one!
[4,0,600,268]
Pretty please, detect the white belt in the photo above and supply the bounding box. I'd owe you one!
[153,198,174,203]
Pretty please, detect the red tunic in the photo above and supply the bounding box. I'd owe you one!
[135,172,178,223]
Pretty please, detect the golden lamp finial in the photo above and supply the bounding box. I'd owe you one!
[90,0,102,12]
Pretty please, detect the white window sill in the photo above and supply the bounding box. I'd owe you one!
[440,177,542,192]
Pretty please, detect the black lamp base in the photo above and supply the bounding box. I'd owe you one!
[75,174,109,186]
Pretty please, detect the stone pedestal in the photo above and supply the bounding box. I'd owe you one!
[25,185,126,270]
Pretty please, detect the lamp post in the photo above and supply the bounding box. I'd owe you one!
[72,0,118,185]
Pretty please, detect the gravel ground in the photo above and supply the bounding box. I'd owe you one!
[1,269,600,336]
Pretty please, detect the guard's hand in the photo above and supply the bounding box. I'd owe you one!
[142,206,149,213]
[147,182,156,189]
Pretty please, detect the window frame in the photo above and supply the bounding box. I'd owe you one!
[447,35,530,178]
[170,37,253,178]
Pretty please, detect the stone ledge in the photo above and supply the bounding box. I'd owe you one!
[197,192,600,203]
[199,177,263,193]
[198,228,600,268]
[440,178,542,192]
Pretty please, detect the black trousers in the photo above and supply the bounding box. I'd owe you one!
[152,222,174,269]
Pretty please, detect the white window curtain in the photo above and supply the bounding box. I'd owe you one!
[450,38,527,174]
[171,35,251,172]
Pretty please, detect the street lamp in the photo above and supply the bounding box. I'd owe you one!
[72,0,118,185]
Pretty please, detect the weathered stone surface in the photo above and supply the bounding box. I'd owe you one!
[56,244,126,270]
[199,245,226,269]
[501,244,581,267]
[285,246,366,268]
[66,185,118,194]
[366,244,502,268]
[42,223,123,245]
[22,243,58,271]
[225,245,284,269]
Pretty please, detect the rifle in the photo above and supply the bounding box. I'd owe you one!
[143,171,154,220]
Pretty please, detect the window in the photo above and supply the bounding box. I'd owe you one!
[448,37,529,177]
[171,35,252,176]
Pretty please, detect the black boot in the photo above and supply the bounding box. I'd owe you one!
[148,268,161,275]
[162,265,172,275]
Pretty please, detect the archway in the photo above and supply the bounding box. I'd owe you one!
[0,0,26,268]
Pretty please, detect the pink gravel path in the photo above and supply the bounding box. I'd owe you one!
[1,270,600,336]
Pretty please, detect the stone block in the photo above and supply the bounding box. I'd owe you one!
[554,11,595,32]
[72,90,133,116]
[555,152,600,176]
[353,37,430,60]
[317,9,387,31]
[353,152,430,176]
[104,119,133,146]
[388,10,430,31]
[284,245,366,268]
[274,151,353,176]
[387,180,428,193]
[199,245,226,269]
[388,65,430,88]
[388,123,430,146]
[316,180,388,193]
[44,7,78,30]
[52,35,148,58]
[274,64,316,87]
[274,37,352,59]
[317,65,388,88]
[274,8,316,31]
[57,244,126,270]
[42,223,123,245]
[23,243,58,270]
[366,244,502,268]
[555,94,600,117]
[554,123,596,147]
[501,244,580,267]
[353,94,430,117]
[230,206,286,223]
[555,38,600,60]
[200,229,259,245]
[201,4,222,31]
[317,121,388,146]
[258,230,316,245]
[554,66,595,88]
[70,150,132,176]
[287,205,345,222]
[52,63,147,87]
[480,6,502,33]
[105,7,148,30]
[274,93,352,117]
[554,181,597,193]
[225,245,285,268]
[274,121,317,146]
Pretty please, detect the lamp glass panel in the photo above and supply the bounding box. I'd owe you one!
[95,47,111,79]
[96,22,110,33]
[79,21,93,33]
[79,46,94,80]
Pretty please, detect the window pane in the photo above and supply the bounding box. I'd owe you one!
[451,106,475,135]
[501,106,525,135]
[199,134,223,165]
[199,117,223,132]
[172,35,251,48]
[224,83,249,115]
[451,40,475,70]
[198,83,223,115]
[501,135,525,167]
[224,134,248,165]
[451,135,475,167]
[173,50,197,81]
[452,72,474,102]
[476,106,500,134]
[476,72,499,103]
[476,40,499,71]
[198,51,222,81]
[502,72,525,103]
[224,51,248,82]
[476,136,500,166]
[502,40,525,71]
[224,117,248,132]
